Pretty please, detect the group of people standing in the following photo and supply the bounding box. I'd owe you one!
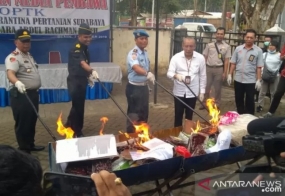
[5,24,285,154]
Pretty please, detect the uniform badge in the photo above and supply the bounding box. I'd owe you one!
[248,55,255,62]
[23,31,28,35]
[10,57,16,62]
[218,54,222,59]
[137,33,140,36]
[74,50,80,53]
[133,49,137,53]
[76,44,80,48]
[24,60,29,63]
[132,53,137,60]
[27,69,31,73]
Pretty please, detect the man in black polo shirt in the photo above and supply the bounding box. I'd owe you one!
[65,23,99,137]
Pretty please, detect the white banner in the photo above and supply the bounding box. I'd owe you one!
[0,0,110,35]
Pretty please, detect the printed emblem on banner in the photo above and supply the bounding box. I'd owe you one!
[10,57,16,62]
[132,53,137,60]
[248,55,255,62]
[76,44,80,48]
[23,31,28,35]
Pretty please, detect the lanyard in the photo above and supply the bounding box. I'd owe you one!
[185,58,192,75]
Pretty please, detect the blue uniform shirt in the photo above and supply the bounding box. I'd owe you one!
[127,45,150,83]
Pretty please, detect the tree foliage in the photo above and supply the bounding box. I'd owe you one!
[238,0,285,33]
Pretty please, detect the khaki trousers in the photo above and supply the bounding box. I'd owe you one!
[204,66,223,105]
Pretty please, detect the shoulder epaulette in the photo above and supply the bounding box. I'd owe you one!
[11,51,19,55]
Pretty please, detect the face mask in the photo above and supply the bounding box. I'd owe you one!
[268,50,276,54]
[264,41,270,46]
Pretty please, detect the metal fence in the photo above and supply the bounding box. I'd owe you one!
[172,30,283,56]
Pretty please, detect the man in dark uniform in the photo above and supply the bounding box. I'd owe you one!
[65,23,99,137]
[5,29,44,154]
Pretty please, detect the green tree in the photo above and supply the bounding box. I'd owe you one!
[239,0,285,33]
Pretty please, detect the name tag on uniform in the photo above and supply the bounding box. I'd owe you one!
[185,76,191,85]
[218,54,222,59]
[248,55,255,62]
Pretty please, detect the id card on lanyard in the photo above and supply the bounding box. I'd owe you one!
[185,58,192,85]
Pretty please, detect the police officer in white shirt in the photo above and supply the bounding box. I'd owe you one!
[167,37,206,127]
[5,29,44,154]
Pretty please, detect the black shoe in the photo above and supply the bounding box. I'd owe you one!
[30,146,45,151]
[256,106,263,113]
[75,132,84,138]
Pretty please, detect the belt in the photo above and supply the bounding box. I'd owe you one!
[206,64,223,68]
[129,81,148,86]
[26,89,39,92]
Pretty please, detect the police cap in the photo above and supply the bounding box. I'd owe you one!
[133,29,149,38]
[78,23,92,35]
[15,29,31,41]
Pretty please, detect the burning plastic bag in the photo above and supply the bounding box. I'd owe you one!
[219,111,239,125]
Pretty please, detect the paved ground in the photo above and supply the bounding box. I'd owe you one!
[1,76,284,195]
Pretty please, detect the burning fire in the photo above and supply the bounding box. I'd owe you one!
[99,117,108,135]
[134,123,151,144]
[191,120,201,133]
[56,112,74,139]
[206,98,220,127]
[191,98,220,134]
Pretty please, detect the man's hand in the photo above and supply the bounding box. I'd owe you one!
[227,74,232,86]
[255,80,261,91]
[91,70,99,79]
[147,72,155,85]
[88,76,95,88]
[15,81,26,93]
[91,170,132,196]
[175,74,185,82]
[199,93,204,102]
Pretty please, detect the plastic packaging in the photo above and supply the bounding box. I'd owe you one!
[175,146,191,158]
[219,111,239,125]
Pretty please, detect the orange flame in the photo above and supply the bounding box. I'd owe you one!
[134,123,150,144]
[191,120,202,133]
[56,112,74,139]
[119,131,130,139]
[206,98,220,127]
[99,117,108,135]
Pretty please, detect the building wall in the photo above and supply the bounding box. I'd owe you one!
[112,28,172,76]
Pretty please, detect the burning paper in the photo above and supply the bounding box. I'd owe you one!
[134,123,151,144]
[56,135,118,164]
[206,98,220,127]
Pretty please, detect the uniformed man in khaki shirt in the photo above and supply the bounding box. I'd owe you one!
[5,29,44,154]
[201,27,231,108]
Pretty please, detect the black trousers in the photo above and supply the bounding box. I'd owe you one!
[234,81,255,115]
[174,95,197,127]
[125,83,149,133]
[10,88,39,149]
[269,76,285,114]
[247,117,285,135]
[66,75,87,136]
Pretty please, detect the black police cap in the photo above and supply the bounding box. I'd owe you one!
[78,23,92,35]
[15,29,31,41]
